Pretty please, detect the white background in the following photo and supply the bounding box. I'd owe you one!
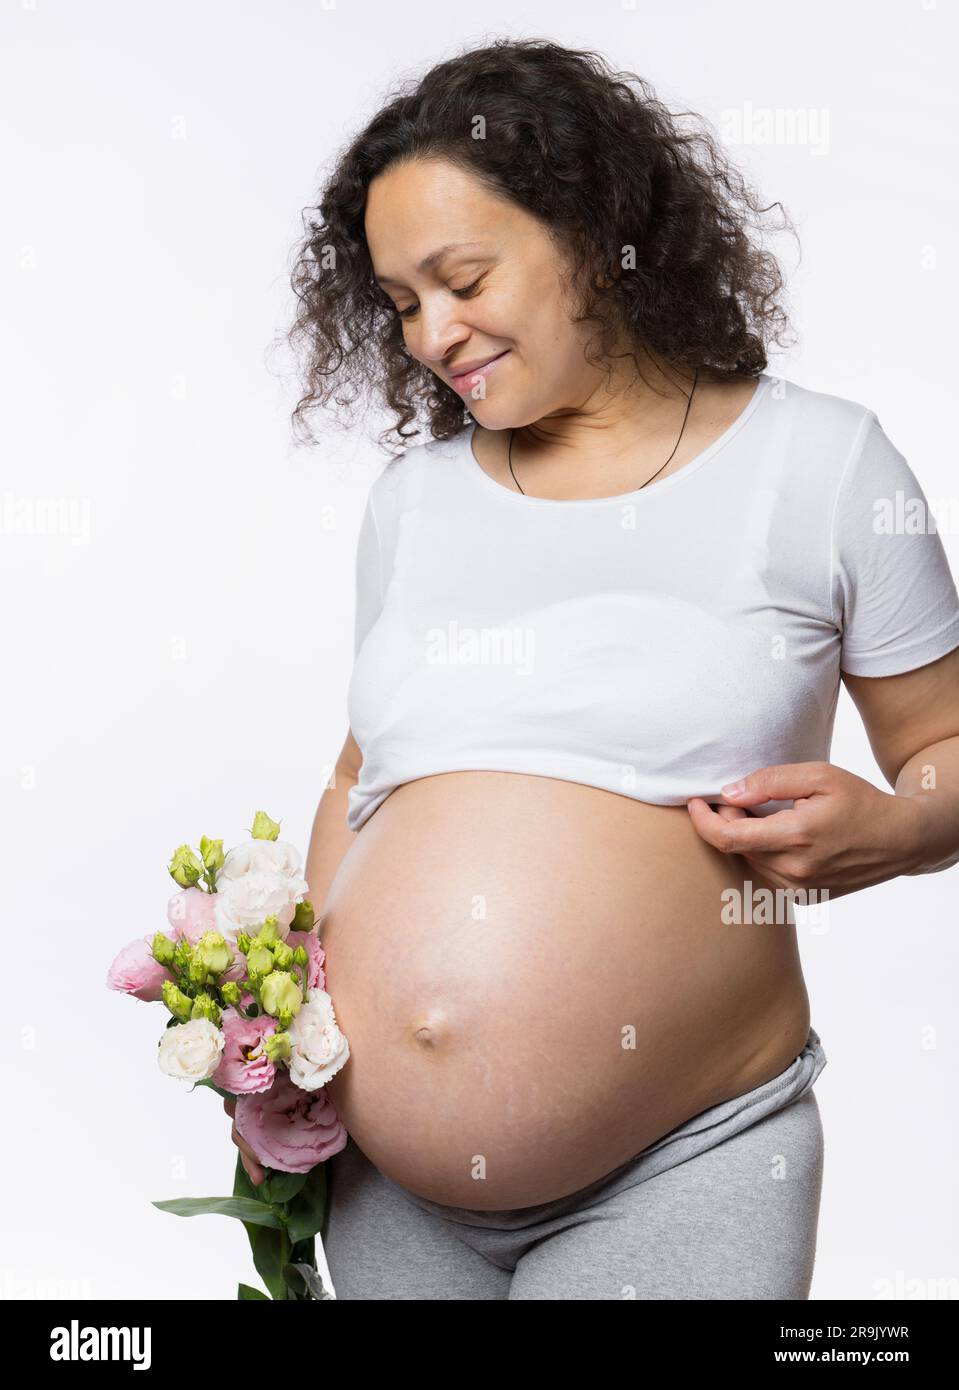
[2,0,957,1302]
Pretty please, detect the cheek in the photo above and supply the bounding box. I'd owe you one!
[522,277,586,358]
[525,315,592,388]
[494,261,565,337]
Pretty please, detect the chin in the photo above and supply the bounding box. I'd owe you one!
[467,402,530,430]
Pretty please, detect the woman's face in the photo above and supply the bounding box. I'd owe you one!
[364,157,610,429]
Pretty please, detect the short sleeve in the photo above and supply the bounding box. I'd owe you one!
[353,490,383,659]
[831,410,959,677]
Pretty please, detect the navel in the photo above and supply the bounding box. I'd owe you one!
[408,1010,447,1049]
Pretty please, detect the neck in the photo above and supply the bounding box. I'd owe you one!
[511,360,705,472]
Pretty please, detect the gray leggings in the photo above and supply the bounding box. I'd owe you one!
[323,1026,827,1300]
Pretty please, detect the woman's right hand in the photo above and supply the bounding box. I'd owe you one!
[222,1096,266,1186]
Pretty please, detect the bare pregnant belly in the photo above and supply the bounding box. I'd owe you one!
[315,772,811,1209]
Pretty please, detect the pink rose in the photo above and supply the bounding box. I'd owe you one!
[166,887,217,945]
[286,929,326,992]
[106,936,172,1002]
[213,1007,278,1095]
[235,1068,347,1174]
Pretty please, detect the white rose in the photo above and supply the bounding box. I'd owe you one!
[287,989,350,1092]
[157,1018,225,1081]
[213,840,309,943]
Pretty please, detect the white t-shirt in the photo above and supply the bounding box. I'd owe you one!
[346,372,959,833]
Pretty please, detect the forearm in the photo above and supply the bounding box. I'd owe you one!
[303,771,358,918]
[896,735,959,875]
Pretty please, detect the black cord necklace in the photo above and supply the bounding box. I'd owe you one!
[507,367,700,497]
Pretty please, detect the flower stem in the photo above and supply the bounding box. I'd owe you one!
[279,1212,290,1300]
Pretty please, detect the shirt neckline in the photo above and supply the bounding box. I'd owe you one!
[459,372,774,507]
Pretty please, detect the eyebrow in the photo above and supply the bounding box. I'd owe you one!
[373,241,487,287]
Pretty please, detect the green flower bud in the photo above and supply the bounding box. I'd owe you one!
[190,992,221,1025]
[292,945,308,968]
[194,931,234,978]
[168,844,203,888]
[290,900,315,933]
[250,810,281,842]
[246,945,273,977]
[256,915,281,946]
[162,979,194,1023]
[151,932,177,967]
[187,954,208,986]
[260,970,302,1021]
[199,836,225,874]
[236,932,252,956]
[272,941,294,970]
[263,1031,291,1062]
[220,981,241,1007]
[173,939,193,971]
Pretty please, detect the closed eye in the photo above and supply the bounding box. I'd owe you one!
[397,278,483,320]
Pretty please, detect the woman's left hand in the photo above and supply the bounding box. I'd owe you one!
[686,761,924,899]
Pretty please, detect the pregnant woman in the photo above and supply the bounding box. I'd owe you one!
[229,39,959,1299]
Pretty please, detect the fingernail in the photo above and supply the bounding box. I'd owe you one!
[721,780,745,795]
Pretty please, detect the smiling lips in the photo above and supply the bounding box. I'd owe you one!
[448,350,510,392]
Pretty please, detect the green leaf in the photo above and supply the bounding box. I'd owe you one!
[229,1145,293,1295]
[281,1262,307,1299]
[233,1152,261,1202]
[151,1196,283,1229]
[288,1237,317,1299]
[285,1161,329,1245]
[233,1154,288,1300]
[283,1262,334,1300]
[192,1078,234,1100]
[245,1227,287,1300]
[289,1235,316,1269]
[265,1170,308,1204]
[238,1282,271,1300]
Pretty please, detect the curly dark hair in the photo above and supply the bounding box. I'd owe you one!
[285,36,797,456]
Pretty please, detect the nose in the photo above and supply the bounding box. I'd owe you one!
[413,300,471,371]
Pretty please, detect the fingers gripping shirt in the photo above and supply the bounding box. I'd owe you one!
[346,374,959,833]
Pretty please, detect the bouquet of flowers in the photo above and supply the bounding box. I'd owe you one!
[107,809,350,1300]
